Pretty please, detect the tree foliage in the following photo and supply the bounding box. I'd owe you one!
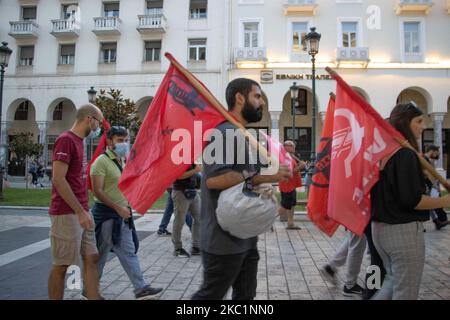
[9,132,43,163]
[94,88,142,139]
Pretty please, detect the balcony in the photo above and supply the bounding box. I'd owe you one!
[137,14,166,34]
[395,0,433,15]
[92,17,121,36]
[336,47,370,68]
[8,21,39,39]
[283,0,317,16]
[234,47,267,68]
[51,19,80,38]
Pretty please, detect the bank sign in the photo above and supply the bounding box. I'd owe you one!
[260,70,333,84]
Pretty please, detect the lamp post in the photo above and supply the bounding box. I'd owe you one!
[0,42,12,200]
[87,86,97,159]
[305,27,321,188]
[290,82,300,149]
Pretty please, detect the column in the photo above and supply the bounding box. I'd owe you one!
[37,121,50,168]
[270,111,281,142]
[0,121,12,170]
[431,113,445,177]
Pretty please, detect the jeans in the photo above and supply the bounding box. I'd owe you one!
[96,219,147,291]
[192,249,260,300]
[158,190,193,231]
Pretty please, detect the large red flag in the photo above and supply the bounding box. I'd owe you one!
[327,69,403,236]
[87,118,111,190]
[307,95,340,237]
[118,56,226,213]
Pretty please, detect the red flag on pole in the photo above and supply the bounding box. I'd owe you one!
[307,95,340,237]
[87,118,111,191]
[326,68,403,236]
[118,56,226,214]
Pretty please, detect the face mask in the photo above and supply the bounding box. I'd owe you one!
[87,126,101,139]
[114,142,130,157]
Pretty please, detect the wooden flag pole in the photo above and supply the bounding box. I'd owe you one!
[326,67,450,191]
[165,52,277,168]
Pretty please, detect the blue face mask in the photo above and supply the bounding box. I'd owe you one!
[91,127,101,139]
[114,142,130,157]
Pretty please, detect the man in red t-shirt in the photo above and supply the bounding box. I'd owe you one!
[279,140,304,230]
[48,103,104,300]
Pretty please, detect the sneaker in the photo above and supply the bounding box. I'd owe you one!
[286,225,302,230]
[320,265,336,284]
[343,284,364,297]
[80,291,105,300]
[174,248,190,258]
[157,229,172,236]
[135,285,163,300]
[191,247,201,256]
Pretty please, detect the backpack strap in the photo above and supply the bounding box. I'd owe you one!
[103,151,123,173]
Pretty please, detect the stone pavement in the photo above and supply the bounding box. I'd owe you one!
[54,214,449,301]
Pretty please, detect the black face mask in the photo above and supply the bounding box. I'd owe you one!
[241,98,263,123]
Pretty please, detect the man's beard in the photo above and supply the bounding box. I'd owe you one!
[241,99,263,123]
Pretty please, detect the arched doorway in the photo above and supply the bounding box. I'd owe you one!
[279,87,319,160]
[6,99,39,176]
[136,96,153,121]
[47,98,77,167]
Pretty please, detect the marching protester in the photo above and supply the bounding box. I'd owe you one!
[423,145,449,230]
[171,164,202,258]
[278,140,304,230]
[47,104,104,300]
[321,231,367,297]
[157,188,193,236]
[192,78,292,300]
[90,126,163,299]
[370,102,450,300]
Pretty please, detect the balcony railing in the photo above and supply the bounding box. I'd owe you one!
[336,47,370,67]
[395,0,433,15]
[9,21,39,39]
[92,17,121,35]
[283,0,317,15]
[234,47,267,62]
[51,19,80,37]
[137,14,166,33]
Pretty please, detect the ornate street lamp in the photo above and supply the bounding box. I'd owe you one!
[305,27,321,192]
[0,42,13,200]
[87,86,97,103]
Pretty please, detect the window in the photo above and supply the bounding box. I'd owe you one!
[292,22,308,53]
[100,42,117,63]
[14,101,29,121]
[62,4,78,20]
[341,22,358,47]
[146,0,163,15]
[189,0,207,19]
[19,46,34,66]
[295,89,308,115]
[22,6,37,20]
[59,44,75,65]
[103,2,120,17]
[284,127,311,160]
[144,41,161,62]
[53,103,63,121]
[188,39,206,61]
[404,22,421,54]
[244,22,259,48]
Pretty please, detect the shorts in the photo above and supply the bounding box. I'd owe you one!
[49,213,98,266]
[280,190,297,210]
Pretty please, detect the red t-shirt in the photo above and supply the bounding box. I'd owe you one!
[279,159,302,193]
[49,131,88,215]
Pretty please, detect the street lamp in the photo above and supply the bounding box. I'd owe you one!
[0,42,12,200]
[87,86,97,103]
[290,82,300,150]
[305,27,321,192]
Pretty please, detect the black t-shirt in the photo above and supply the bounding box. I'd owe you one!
[371,148,430,224]
[173,164,197,190]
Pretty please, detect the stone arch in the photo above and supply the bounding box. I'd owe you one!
[396,87,432,128]
[135,96,153,121]
[351,86,371,103]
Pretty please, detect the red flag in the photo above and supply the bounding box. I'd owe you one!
[261,132,301,192]
[327,69,403,236]
[118,56,226,213]
[307,95,340,237]
[87,118,111,190]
